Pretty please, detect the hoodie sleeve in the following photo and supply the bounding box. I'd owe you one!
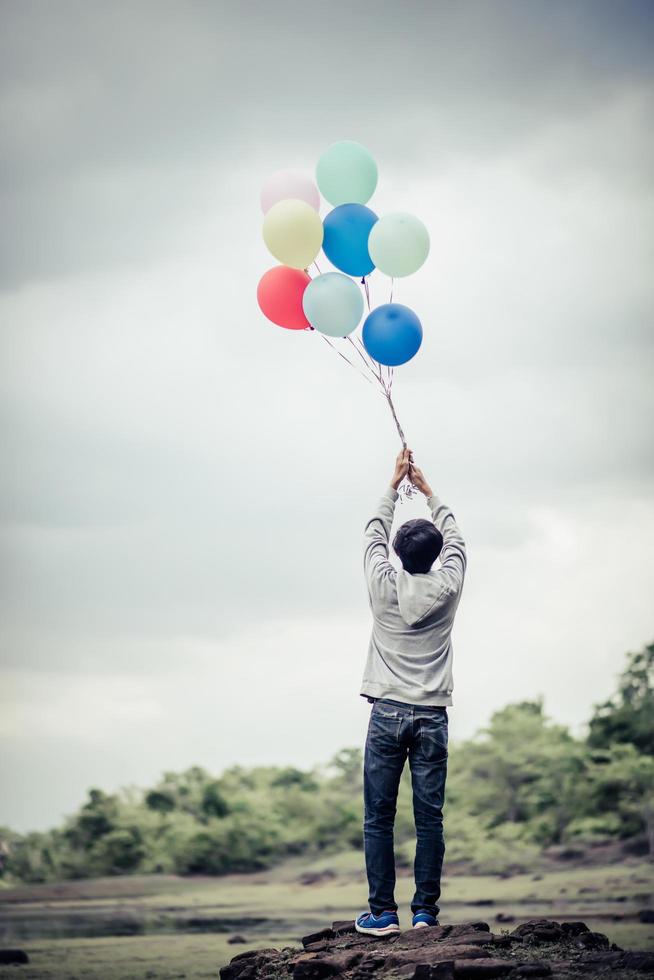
[363,485,398,601]
[427,493,467,592]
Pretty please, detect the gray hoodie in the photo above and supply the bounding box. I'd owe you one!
[359,485,467,706]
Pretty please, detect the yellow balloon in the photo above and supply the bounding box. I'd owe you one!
[262,198,323,269]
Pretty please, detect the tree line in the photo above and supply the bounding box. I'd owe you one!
[1,641,652,883]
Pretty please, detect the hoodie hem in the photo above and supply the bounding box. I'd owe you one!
[360,681,453,707]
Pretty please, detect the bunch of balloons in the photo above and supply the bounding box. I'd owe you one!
[256,140,429,480]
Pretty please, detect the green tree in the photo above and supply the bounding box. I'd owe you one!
[588,641,654,755]
[91,828,145,874]
[201,781,230,818]
[585,743,654,851]
[451,700,587,845]
[64,789,119,851]
[145,790,176,814]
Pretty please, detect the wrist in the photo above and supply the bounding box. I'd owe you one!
[423,486,433,498]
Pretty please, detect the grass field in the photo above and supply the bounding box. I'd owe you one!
[1,851,652,978]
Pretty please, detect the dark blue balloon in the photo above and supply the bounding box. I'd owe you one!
[362,303,423,366]
[322,204,377,277]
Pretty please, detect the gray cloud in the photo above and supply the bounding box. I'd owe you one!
[1,0,653,285]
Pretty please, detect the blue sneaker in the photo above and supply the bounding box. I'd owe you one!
[412,910,439,929]
[355,909,400,936]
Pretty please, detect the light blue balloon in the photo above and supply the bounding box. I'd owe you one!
[302,273,364,337]
[316,140,378,206]
[322,204,378,277]
[362,304,423,366]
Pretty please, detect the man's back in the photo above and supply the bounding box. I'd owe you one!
[359,485,466,706]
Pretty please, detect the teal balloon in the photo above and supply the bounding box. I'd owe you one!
[302,273,364,337]
[316,140,378,207]
[368,212,430,278]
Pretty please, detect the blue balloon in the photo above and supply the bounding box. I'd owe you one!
[322,204,377,277]
[362,303,423,366]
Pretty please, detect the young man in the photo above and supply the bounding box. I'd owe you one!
[355,447,467,936]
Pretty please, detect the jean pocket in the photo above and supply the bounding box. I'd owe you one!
[372,703,401,719]
[419,715,448,763]
[368,704,401,745]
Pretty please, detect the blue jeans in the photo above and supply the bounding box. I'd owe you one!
[363,697,448,917]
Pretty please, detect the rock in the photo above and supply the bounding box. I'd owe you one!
[619,950,654,972]
[394,926,452,947]
[573,930,609,950]
[577,952,623,967]
[302,929,337,949]
[333,921,357,935]
[448,924,490,939]
[294,952,364,980]
[220,948,279,980]
[228,935,249,944]
[468,900,495,906]
[438,933,494,947]
[230,949,278,964]
[494,914,515,924]
[452,960,514,977]
[510,966,551,977]
[219,915,647,980]
[412,964,455,980]
[559,921,588,937]
[638,908,654,923]
[509,921,563,945]
[383,945,490,969]
[0,950,29,964]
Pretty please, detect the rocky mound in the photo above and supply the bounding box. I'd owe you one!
[220,918,654,980]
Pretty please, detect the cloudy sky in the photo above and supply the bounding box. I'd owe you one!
[1,0,653,832]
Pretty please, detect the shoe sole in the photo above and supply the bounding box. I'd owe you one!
[354,923,400,936]
[412,921,438,929]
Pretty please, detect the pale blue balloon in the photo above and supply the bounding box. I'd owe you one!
[368,212,430,277]
[316,140,378,207]
[302,273,364,337]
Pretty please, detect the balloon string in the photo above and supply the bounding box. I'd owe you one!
[348,334,381,381]
[318,333,382,391]
[386,389,407,444]
[313,261,322,274]
[350,331,386,389]
[390,277,394,303]
[385,388,419,501]
[310,322,417,500]
[361,276,371,312]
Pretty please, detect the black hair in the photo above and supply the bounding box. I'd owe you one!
[392,519,443,574]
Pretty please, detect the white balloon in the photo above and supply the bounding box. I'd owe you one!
[261,170,320,214]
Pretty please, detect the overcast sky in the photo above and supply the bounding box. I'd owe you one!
[1,0,653,833]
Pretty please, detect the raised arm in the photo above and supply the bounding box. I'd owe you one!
[363,448,411,590]
[410,458,467,591]
[427,494,466,588]
[363,485,398,585]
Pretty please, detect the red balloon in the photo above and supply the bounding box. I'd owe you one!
[257,266,311,330]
